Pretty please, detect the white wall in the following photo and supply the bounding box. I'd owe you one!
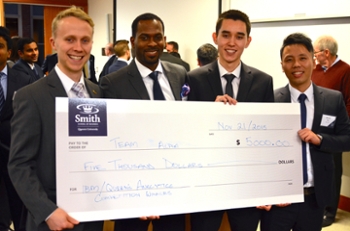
[88,0,226,79]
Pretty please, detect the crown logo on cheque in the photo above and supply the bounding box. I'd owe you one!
[82,105,93,113]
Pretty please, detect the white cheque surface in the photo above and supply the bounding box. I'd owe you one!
[56,98,303,222]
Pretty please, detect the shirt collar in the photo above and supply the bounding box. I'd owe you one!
[134,58,163,78]
[217,60,241,79]
[289,82,314,103]
[54,65,85,95]
[1,65,8,76]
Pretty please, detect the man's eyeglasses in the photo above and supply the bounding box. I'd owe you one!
[314,50,324,55]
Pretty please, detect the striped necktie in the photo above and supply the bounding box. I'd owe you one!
[71,83,85,98]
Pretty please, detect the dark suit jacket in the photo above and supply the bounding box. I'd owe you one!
[0,66,32,150]
[41,53,58,74]
[99,55,116,79]
[86,54,97,84]
[274,83,350,208]
[100,59,188,100]
[188,61,274,102]
[160,52,190,71]
[107,59,128,74]
[8,71,103,231]
[12,59,44,82]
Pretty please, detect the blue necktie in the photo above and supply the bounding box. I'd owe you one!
[0,72,5,116]
[149,71,165,100]
[33,67,39,79]
[298,93,308,184]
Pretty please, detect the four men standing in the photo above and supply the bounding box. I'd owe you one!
[4,5,350,231]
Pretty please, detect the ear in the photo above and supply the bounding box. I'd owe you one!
[312,56,316,70]
[163,36,167,49]
[7,49,12,59]
[280,61,285,73]
[130,36,135,49]
[212,32,218,45]
[245,36,252,48]
[50,37,56,51]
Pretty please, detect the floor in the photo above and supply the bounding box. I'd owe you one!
[104,209,350,231]
[322,209,350,231]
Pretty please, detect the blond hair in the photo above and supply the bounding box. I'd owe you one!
[52,6,94,37]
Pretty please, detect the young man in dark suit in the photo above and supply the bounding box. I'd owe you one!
[188,9,274,231]
[0,27,32,231]
[8,7,103,231]
[100,12,188,231]
[12,37,44,82]
[263,33,350,231]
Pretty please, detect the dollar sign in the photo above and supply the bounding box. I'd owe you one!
[236,139,240,146]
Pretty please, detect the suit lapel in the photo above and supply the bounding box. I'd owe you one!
[206,62,223,96]
[127,60,150,99]
[312,84,324,131]
[237,62,254,101]
[85,80,101,98]
[275,85,291,102]
[161,61,181,100]
[46,71,68,99]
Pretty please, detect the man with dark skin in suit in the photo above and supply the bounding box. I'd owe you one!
[100,12,188,231]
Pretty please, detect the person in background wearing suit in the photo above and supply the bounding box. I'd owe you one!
[8,6,103,231]
[99,42,116,79]
[263,33,350,231]
[0,27,31,231]
[100,12,188,231]
[163,41,190,71]
[12,37,44,82]
[196,43,218,67]
[107,39,130,74]
[188,9,274,231]
[7,36,21,68]
[311,35,350,227]
[41,53,58,75]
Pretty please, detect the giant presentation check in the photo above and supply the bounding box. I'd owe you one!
[56,98,303,221]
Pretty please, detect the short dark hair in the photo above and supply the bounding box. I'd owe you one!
[197,43,218,66]
[280,33,314,59]
[17,37,37,52]
[167,41,178,51]
[0,26,12,50]
[131,13,164,38]
[216,9,251,35]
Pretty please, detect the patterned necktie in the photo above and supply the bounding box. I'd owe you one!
[149,71,165,100]
[298,93,308,184]
[0,72,5,115]
[71,83,85,98]
[223,74,235,97]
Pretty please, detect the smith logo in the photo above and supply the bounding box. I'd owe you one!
[69,99,107,136]
[75,104,101,122]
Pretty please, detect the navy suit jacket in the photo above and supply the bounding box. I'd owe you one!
[107,59,128,74]
[41,53,58,74]
[99,55,116,79]
[12,59,44,82]
[100,59,188,100]
[274,83,350,208]
[188,61,274,102]
[8,70,103,231]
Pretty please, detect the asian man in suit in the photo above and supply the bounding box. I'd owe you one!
[0,27,32,231]
[100,12,188,231]
[188,9,274,231]
[12,37,44,82]
[262,33,350,231]
[8,6,103,231]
